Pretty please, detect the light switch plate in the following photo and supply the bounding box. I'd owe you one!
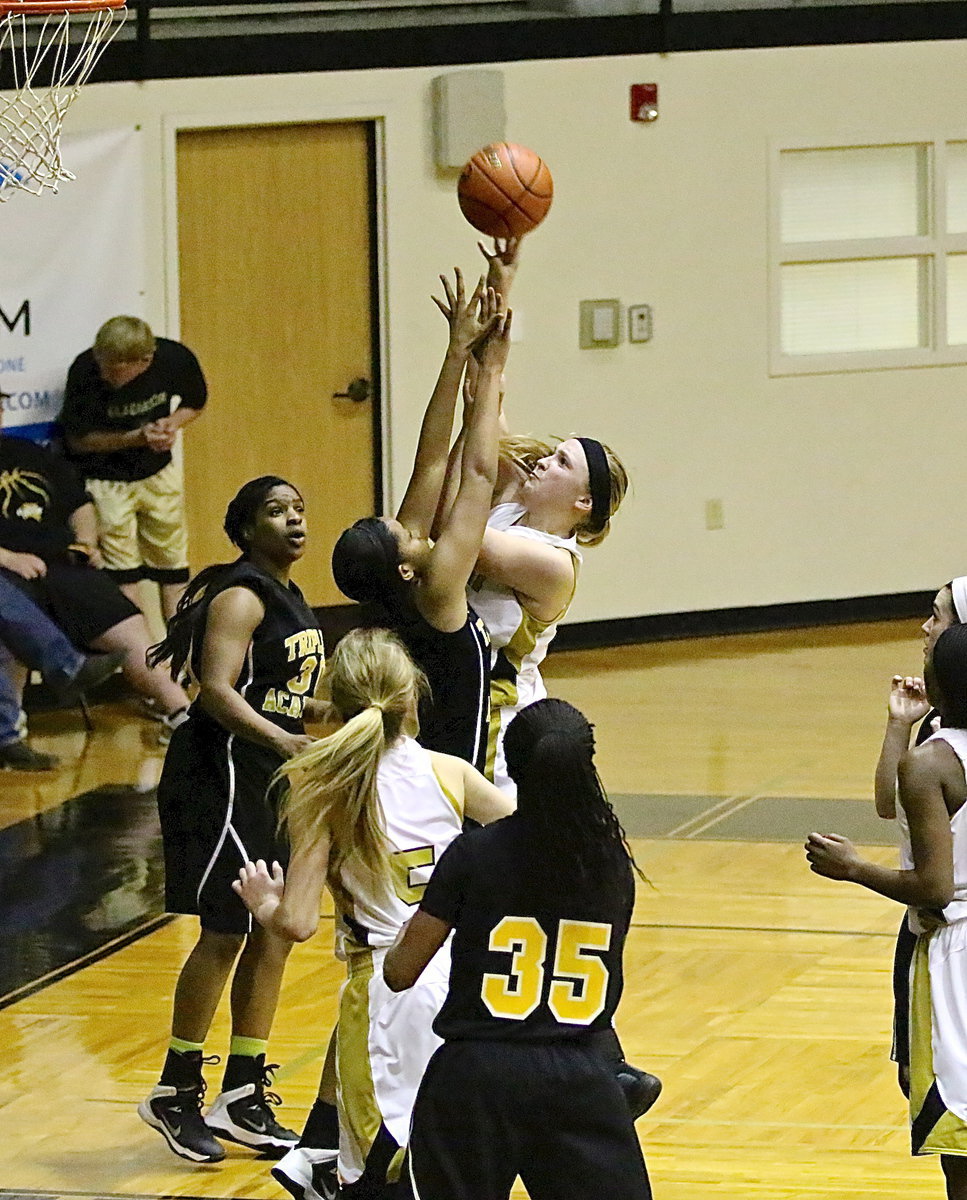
[579,299,621,349]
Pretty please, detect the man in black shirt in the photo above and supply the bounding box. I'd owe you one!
[61,316,207,619]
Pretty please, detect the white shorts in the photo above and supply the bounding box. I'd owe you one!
[910,922,967,1154]
[486,703,517,798]
[336,940,450,1186]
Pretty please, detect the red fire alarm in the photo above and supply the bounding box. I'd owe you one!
[630,83,658,123]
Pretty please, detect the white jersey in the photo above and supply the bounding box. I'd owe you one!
[335,736,463,957]
[468,502,582,715]
[903,727,967,1131]
[897,726,967,932]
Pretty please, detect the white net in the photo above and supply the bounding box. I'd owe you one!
[0,4,126,200]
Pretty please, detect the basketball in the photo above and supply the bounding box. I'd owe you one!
[457,142,554,240]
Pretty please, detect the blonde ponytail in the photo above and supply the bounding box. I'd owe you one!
[274,628,426,912]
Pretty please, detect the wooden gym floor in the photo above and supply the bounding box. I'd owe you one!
[0,617,940,1200]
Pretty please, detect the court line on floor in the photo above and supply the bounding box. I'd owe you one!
[0,914,176,1011]
[628,920,894,937]
[666,760,817,839]
[0,1192,212,1200]
[639,1116,906,1130]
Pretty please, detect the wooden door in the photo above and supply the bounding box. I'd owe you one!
[176,121,377,606]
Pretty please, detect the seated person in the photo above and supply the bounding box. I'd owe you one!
[0,575,126,769]
[0,412,190,737]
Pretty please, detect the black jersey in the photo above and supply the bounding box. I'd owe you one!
[158,560,324,933]
[390,602,491,773]
[420,816,633,1042]
[186,560,324,736]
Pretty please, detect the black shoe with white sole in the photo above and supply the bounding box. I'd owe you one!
[138,1082,226,1162]
[205,1054,299,1157]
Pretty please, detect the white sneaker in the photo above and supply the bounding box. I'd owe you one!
[204,1080,299,1156]
[272,1146,339,1200]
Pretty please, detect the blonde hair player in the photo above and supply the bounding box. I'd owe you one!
[447,238,629,795]
[234,628,513,1198]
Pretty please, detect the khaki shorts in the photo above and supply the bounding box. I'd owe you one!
[86,460,190,584]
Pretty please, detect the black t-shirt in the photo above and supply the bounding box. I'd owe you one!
[185,561,325,737]
[61,337,207,482]
[385,600,491,773]
[0,434,91,559]
[420,816,633,1042]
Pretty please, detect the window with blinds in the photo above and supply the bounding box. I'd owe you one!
[770,139,967,373]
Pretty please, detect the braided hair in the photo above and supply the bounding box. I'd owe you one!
[147,475,298,679]
[503,698,643,901]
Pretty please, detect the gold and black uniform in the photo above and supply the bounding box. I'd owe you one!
[408,815,652,1200]
[157,561,323,934]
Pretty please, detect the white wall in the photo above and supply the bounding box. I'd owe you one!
[58,38,967,623]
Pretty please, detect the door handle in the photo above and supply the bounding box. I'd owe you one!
[333,377,371,403]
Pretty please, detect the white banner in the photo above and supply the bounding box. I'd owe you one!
[0,126,146,440]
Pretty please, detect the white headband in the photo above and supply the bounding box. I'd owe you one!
[951,577,967,623]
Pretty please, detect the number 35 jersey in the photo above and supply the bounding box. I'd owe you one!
[334,736,465,957]
[419,816,633,1042]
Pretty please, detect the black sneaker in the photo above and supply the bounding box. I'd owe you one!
[205,1056,299,1157]
[0,741,58,771]
[310,1159,340,1199]
[615,1063,663,1120]
[138,1082,225,1162]
[50,649,126,702]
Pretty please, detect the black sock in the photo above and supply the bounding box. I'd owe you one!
[160,1047,203,1089]
[222,1050,264,1091]
[299,1098,339,1149]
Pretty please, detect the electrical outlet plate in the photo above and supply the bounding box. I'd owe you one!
[628,304,652,343]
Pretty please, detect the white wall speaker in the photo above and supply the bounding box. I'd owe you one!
[431,70,506,170]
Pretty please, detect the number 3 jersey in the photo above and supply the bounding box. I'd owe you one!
[419,816,633,1041]
[158,560,324,933]
[186,560,324,733]
[334,736,465,958]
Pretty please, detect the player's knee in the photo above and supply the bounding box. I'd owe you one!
[198,928,246,965]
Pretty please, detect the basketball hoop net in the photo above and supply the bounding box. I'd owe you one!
[0,0,127,200]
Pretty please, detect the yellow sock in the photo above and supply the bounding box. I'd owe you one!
[169,1036,205,1055]
[229,1035,267,1058]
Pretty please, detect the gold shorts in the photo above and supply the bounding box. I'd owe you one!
[85,461,189,584]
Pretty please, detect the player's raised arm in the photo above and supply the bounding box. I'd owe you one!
[396,270,493,538]
[418,305,509,634]
[874,675,931,819]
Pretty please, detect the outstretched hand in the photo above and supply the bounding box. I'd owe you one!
[887,675,931,726]
[479,237,521,297]
[804,832,861,881]
[433,268,498,355]
[478,308,513,374]
[233,858,285,926]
